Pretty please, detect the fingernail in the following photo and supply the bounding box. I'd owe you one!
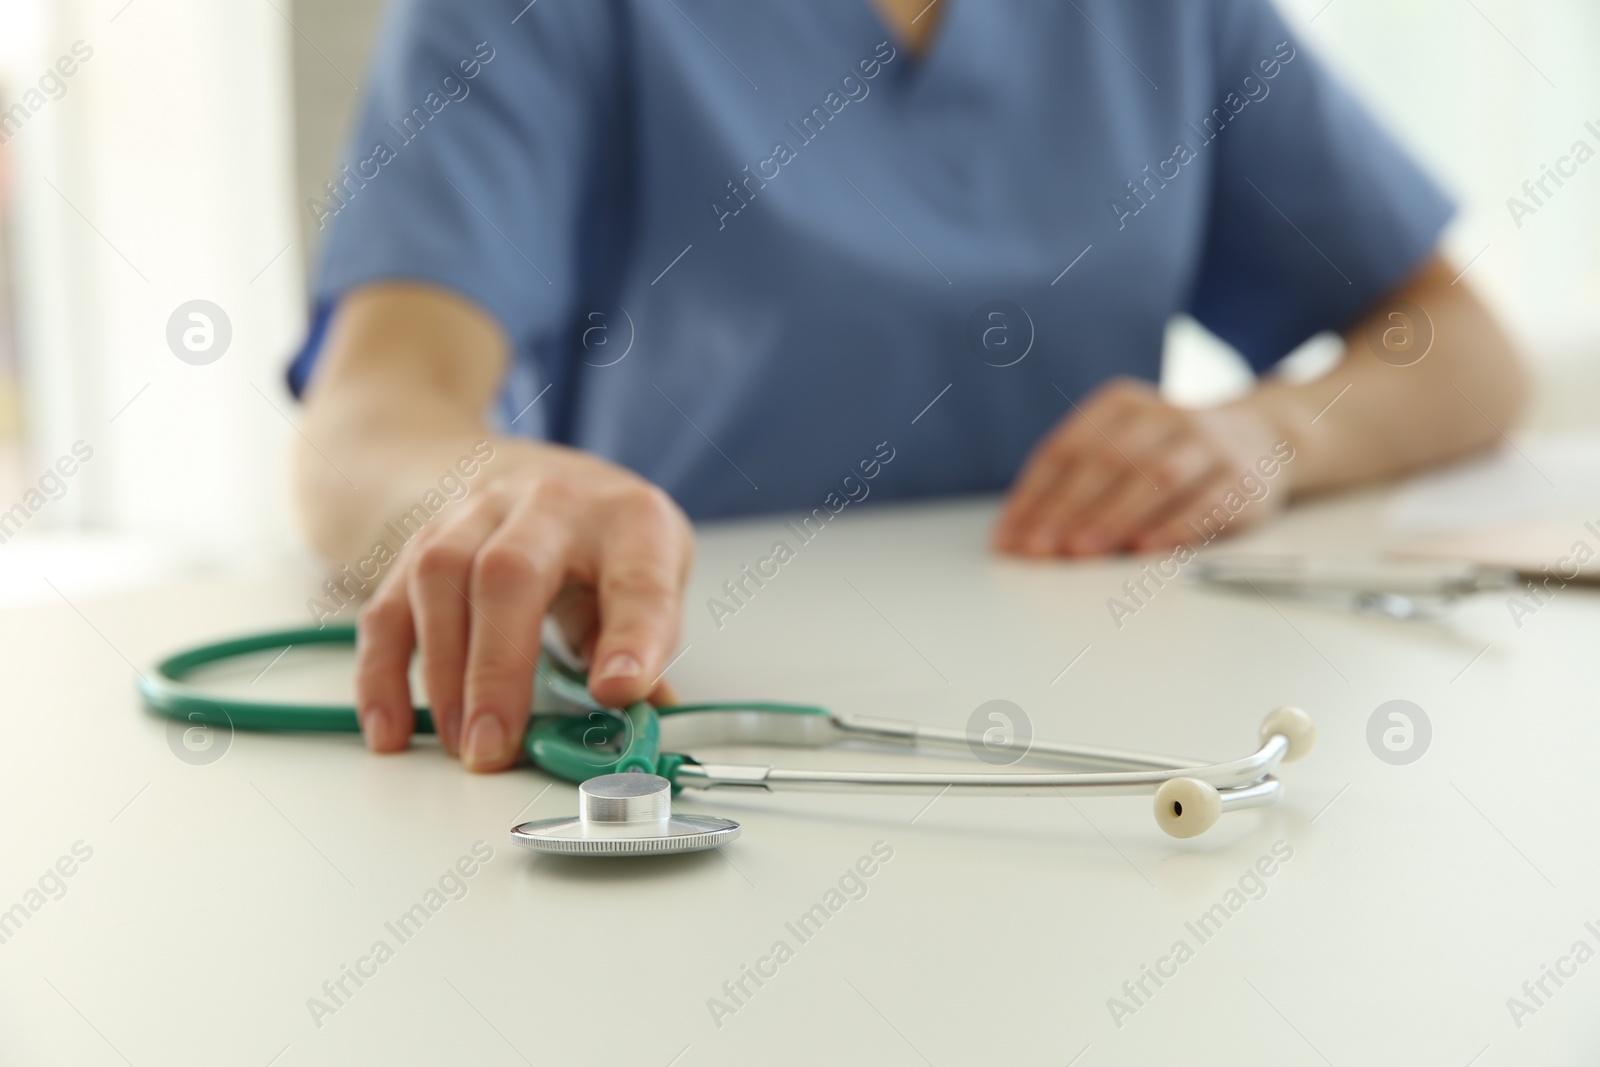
[361,708,392,751]
[463,715,506,771]
[1025,531,1055,556]
[595,653,642,681]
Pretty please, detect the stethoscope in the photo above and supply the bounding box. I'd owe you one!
[138,624,1314,856]
[1193,555,1519,619]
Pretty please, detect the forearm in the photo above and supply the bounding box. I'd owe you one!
[295,283,548,565]
[1230,255,1530,496]
[296,385,545,566]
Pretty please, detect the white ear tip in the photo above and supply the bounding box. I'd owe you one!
[1154,776,1221,839]
[1260,706,1314,761]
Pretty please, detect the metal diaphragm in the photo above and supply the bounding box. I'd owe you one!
[510,772,740,857]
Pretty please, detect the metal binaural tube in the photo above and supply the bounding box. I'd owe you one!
[671,734,1289,796]
[834,715,1202,771]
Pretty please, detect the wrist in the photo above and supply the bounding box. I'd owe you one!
[1225,385,1321,497]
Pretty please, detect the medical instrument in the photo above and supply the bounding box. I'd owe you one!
[1193,554,1517,619]
[137,624,1314,856]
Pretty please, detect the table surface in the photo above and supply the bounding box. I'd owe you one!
[2,490,1596,1066]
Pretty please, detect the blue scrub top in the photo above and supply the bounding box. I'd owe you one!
[290,0,1451,520]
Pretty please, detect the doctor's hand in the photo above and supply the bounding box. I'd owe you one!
[992,378,1289,558]
[354,450,694,772]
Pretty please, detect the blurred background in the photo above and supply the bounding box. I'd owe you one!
[0,0,1596,606]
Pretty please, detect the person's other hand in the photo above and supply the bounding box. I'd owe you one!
[355,451,693,772]
[993,378,1288,557]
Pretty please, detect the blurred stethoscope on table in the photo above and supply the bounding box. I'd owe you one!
[137,623,1315,856]
[1191,555,1520,619]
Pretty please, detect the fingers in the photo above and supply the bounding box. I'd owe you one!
[1014,456,1120,555]
[997,381,1169,555]
[546,580,601,663]
[995,391,1131,550]
[351,456,693,774]
[648,678,681,707]
[407,494,510,756]
[459,489,575,773]
[994,438,1078,550]
[1064,435,1217,554]
[1133,471,1262,552]
[355,566,419,754]
[1027,417,1174,555]
[587,486,692,709]
[994,378,1289,558]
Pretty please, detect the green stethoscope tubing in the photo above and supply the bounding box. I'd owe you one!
[136,624,830,787]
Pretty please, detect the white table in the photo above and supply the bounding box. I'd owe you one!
[2,491,1595,1066]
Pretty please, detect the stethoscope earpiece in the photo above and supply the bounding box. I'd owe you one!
[1260,706,1315,762]
[1154,777,1222,839]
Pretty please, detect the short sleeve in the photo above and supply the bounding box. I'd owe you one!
[292,0,621,397]
[1186,0,1454,373]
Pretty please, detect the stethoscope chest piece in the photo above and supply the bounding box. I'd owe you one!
[509,773,740,857]
[138,625,1314,854]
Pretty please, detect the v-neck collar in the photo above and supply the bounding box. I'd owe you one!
[852,0,964,85]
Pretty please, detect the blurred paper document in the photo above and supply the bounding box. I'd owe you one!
[1385,433,1600,582]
